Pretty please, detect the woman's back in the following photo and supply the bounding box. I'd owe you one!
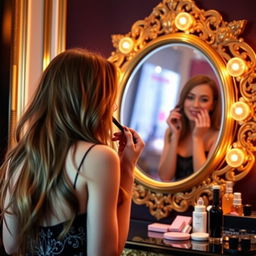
[27,142,96,255]
[40,142,95,227]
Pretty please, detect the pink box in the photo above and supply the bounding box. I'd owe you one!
[169,215,192,232]
[148,223,171,233]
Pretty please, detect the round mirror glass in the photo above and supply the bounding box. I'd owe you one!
[120,43,222,182]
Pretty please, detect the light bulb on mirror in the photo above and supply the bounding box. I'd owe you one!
[174,12,194,31]
[226,57,247,77]
[226,148,245,168]
[118,37,134,54]
[230,101,250,121]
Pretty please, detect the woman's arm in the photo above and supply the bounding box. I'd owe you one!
[113,127,144,254]
[86,128,144,256]
[158,128,179,181]
[158,109,182,181]
[192,109,214,171]
[192,135,207,171]
[86,146,120,256]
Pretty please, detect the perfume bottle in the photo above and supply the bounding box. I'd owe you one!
[209,185,223,243]
[222,181,234,214]
[192,197,207,233]
[232,192,243,216]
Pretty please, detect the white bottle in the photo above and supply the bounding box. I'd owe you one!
[193,197,207,233]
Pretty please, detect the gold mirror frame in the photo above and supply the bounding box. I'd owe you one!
[109,0,256,219]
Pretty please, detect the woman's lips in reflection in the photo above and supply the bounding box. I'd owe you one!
[189,110,200,117]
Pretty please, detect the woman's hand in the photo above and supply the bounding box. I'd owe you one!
[166,108,182,136]
[192,108,211,139]
[112,128,144,169]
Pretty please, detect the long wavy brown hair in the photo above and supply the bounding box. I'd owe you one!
[175,74,220,140]
[0,48,117,254]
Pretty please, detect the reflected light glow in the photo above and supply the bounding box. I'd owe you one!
[152,138,164,152]
[155,66,162,73]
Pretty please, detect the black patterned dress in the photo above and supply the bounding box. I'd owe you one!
[28,213,87,256]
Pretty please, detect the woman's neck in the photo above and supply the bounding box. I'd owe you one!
[188,121,195,131]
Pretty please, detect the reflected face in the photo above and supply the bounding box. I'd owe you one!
[184,84,214,121]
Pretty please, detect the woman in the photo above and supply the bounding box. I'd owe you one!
[158,75,220,181]
[0,48,144,255]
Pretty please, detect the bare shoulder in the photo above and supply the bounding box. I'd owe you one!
[78,143,120,180]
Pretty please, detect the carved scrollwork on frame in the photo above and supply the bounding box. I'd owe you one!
[133,180,213,219]
[109,0,256,219]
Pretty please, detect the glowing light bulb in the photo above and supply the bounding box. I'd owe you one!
[226,148,245,168]
[230,101,250,121]
[231,154,238,162]
[118,37,134,54]
[174,12,194,31]
[226,57,246,77]
[179,17,187,25]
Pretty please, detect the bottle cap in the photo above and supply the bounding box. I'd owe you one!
[226,181,233,193]
[212,185,220,190]
[194,197,206,212]
[233,192,242,205]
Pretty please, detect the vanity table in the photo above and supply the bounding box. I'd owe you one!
[123,219,256,256]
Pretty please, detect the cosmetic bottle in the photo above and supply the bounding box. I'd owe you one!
[209,185,223,243]
[232,192,243,216]
[239,229,251,251]
[243,204,252,216]
[192,197,207,233]
[222,181,234,214]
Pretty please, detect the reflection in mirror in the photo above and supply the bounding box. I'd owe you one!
[120,43,221,182]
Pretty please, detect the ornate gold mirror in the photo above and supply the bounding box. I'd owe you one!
[109,0,256,219]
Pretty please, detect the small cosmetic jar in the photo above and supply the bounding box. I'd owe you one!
[191,232,209,241]
[229,235,239,250]
[243,204,252,216]
[163,232,190,241]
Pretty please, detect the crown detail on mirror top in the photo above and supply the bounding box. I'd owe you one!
[109,0,256,219]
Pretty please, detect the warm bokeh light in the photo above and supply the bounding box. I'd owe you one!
[174,12,194,31]
[118,37,134,54]
[226,57,247,77]
[2,7,11,45]
[226,148,245,168]
[230,101,250,121]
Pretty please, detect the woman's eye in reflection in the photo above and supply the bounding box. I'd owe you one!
[186,94,194,100]
[200,97,209,103]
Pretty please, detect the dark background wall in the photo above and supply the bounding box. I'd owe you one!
[66,0,256,57]
[66,0,256,220]
[0,0,12,164]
